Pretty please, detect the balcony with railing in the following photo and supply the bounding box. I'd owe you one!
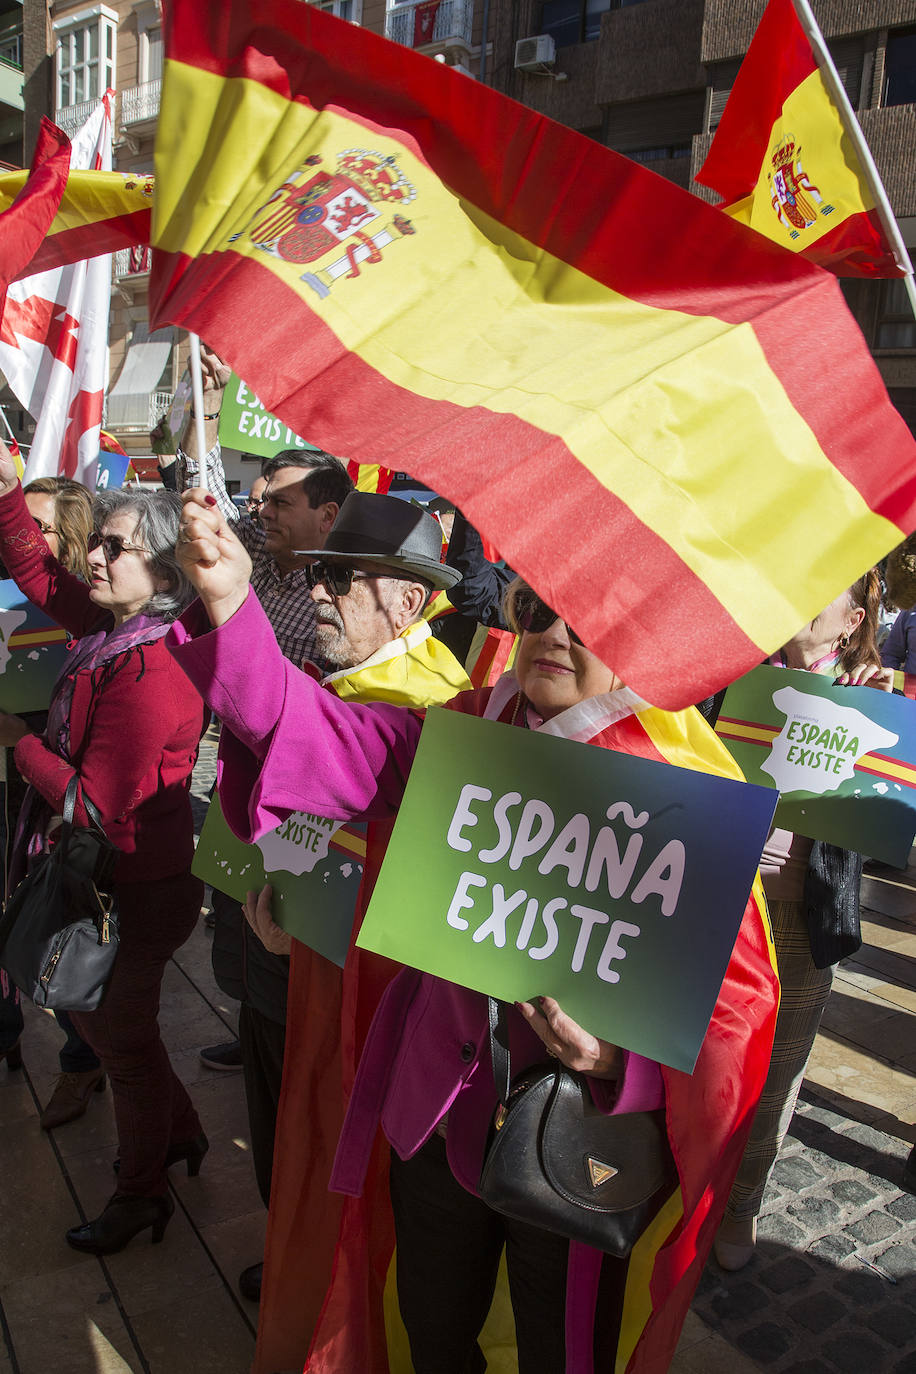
[106,388,172,433]
[53,96,96,138]
[385,0,473,53]
[114,245,153,281]
[121,78,160,128]
[0,52,22,111]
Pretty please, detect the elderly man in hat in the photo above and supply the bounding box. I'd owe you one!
[197,491,471,1330]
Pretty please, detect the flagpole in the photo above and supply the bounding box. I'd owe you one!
[187,331,209,493]
[0,404,18,447]
[791,0,916,321]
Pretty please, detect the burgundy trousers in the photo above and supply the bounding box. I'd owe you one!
[72,870,204,1197]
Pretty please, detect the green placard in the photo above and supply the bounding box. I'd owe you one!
[0,581,72,713]
[192,795,365,967]
[716,664,916,866]
[357,708,777,1073]
[218,373,315,458]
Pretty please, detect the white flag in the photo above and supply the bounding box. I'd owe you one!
[0,93,114,485]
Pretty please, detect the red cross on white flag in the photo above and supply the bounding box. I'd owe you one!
[0,92,114,485]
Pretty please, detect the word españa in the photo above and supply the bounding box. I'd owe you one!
[277,813,335,854]
[443,786,687,984]
[785,719,860,776]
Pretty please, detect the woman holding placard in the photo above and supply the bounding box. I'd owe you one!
[714,573,893,1270]
[169,489,779,1374]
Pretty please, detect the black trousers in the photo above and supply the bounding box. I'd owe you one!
[390,1133,629,1374]
[238,1001,287,1207]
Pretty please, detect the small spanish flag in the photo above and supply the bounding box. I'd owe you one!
[346,460,393,496]
[149,0,916,711]
[99,429,128,456]
[697,0,903,278]
[0,166,153,280]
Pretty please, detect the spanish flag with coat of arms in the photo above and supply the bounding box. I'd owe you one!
[697,0,905,279]
[149,0,916,712]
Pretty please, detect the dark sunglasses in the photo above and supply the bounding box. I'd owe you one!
[516,592,584,646]
[32,518,59,537]
[306,562,382,597]
[88,531,150,562]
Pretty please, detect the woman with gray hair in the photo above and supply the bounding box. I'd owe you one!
[0,445,208,1254]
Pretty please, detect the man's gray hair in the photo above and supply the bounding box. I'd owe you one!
[93,488,194,621]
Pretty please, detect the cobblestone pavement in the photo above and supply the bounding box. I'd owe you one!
[692,1088,916,1373]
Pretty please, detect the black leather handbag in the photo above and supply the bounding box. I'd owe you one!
[0,775,119,1012]
[478,998,677,1256]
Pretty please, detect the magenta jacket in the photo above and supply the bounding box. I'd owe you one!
[168,591,663,1192]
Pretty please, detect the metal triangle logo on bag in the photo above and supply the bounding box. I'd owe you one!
[587,1157,619,1189]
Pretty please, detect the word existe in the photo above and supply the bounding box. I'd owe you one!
[234,381,310,448]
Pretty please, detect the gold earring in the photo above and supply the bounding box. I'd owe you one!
[839,633,850,649]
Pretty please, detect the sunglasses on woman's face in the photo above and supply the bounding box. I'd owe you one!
[88,531,150,563]
[516,593,584,646]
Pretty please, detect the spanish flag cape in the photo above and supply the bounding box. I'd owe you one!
[255,622,469,1374]
[263,677,778,1374]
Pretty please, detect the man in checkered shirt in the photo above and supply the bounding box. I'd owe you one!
[169,352,353,670]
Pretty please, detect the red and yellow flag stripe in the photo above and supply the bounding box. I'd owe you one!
[346,460,393,496]
[150,0,916,711]
[0,167,153,279]
[697,0,900,277]
[716,715,916,791]
[7,625,68,651]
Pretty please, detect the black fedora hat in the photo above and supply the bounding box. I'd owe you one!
[295,492,462,591]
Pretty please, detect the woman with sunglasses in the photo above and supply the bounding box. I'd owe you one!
[0,443,208,1254]
[170,494,778,1374]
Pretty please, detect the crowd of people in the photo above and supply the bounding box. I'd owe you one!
[0,348,914,1371]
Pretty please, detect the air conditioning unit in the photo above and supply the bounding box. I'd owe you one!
[514,35,556,72]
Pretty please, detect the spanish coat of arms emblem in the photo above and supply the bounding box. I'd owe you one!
[242,148,417,298]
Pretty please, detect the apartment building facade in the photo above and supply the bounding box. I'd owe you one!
[10,0,916,466]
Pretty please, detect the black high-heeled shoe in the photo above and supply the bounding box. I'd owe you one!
[1,1040,22,1071]
[113,1130,209,1178]
[66,1191,174,1255]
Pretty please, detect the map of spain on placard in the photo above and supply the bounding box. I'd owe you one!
[193,793,366,967]
[716,665,916,866]
[0,581,72,714]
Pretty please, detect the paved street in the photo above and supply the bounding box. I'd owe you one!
[2,729,916,1373]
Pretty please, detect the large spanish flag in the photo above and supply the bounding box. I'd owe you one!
[697,0,902,278]
[150,0,916,710]
[0,165,153,279]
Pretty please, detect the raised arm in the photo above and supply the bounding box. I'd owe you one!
[170,346,240,525]
[167,491,423,840]
[0,442,101,638]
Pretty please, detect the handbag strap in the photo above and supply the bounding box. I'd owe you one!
[488,995,512,1108]
[59,774,109,853]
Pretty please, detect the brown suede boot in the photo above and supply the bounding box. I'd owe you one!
[40,1068,107,1130]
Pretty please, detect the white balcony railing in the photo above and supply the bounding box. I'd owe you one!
[114,245,153,280]
[53,97,98,139]
[121,78,161,127]
[149,390,172,427]
[385,0,473,50]
[106,389,173,433]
